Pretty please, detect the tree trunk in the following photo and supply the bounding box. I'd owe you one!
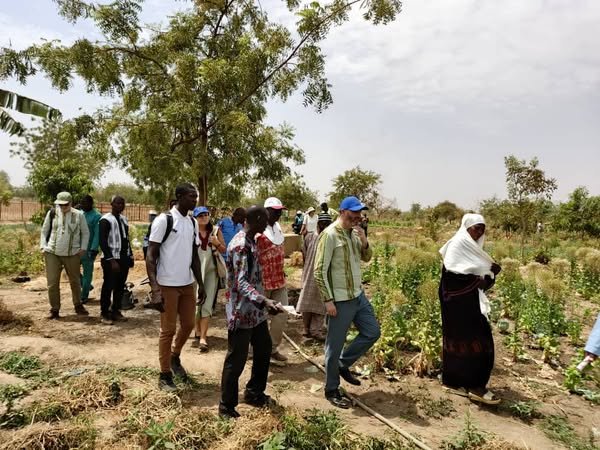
[197,173,208,206]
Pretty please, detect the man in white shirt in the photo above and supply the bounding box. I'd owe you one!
[40,191,90,320]
[146,183,206,392]
[300,207,318,236]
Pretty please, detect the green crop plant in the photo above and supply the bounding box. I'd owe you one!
[441,412,489,450]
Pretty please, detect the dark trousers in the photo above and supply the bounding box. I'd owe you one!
[100,258,129,317]
[220,320,272,409]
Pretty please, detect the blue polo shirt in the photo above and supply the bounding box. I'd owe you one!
[218,217,243,258]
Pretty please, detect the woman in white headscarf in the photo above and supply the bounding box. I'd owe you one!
[438,213,502,405]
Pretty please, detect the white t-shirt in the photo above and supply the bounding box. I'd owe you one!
[303,213,318,233]
[149,207,199,287]
[263,222,285,245]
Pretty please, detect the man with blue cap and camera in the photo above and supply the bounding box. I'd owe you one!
[314,196,381,408]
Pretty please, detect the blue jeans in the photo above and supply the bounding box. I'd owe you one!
[324,292,381,392]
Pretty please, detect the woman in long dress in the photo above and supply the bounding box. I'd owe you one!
[296,213,332,342]
[193,206,226,352]
[438,213,502,404]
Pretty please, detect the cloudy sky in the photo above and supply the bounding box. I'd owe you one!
[1,0,599,210]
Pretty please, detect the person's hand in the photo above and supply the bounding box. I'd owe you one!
[352,226,368,248]
[77,249,86,257]
[150,288,162,305]
[110,260,120,273]
[324,301,337,317]
[209,235,219,246]
[491,262,502,275]
[197,285,206,304]
[265,299,281,315]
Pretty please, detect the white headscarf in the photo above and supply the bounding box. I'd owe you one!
[439,213,495,318]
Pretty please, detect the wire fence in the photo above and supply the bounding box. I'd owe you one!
[0,199,156,223]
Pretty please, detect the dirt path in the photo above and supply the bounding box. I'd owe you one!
[0,261,597,449]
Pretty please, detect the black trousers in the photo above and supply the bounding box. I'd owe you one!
[220,320,272,409]
[100,258,130,316]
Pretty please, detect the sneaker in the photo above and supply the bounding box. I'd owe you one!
[244,393,275,408]
[158,372,177,392]
[111,310,128,322]
[171,354,188,381]
[218,405,240,419]
[47,310,60,320]
[339,366,361,386]
[325,389,352,409]
[100,315,114,325]
[74,305,89,316]
[191,337,200,348]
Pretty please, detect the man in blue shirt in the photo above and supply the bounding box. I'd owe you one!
[218,207,246,259]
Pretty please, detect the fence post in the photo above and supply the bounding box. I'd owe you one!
[21,199,24,222]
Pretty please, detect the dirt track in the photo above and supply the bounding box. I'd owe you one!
[0,260,597,449]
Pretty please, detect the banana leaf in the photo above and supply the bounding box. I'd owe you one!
[0,89,62,120]
[0,110,25,136]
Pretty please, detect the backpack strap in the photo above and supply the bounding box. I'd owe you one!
[45,208,56,244]
[162,213,174,243]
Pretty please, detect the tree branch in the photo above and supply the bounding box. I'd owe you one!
[206,0,361,130]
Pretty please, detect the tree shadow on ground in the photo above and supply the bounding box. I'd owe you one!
[349,389,430,426]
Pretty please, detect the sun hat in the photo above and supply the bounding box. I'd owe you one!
[339,196,368,212]
[193,206,210,217]
[306,207,316,214]
[54,192,72,205]
[264,197,286,210]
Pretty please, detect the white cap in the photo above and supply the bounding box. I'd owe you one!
[306,207,315,213]
[264,197,286,210]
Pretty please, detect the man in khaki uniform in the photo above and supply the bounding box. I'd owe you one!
[40,192,90,319]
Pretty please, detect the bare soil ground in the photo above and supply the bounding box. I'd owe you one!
[0,258,598,449]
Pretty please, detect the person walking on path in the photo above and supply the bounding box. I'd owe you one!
[40,192,90,320]
[219,206,284,419]
[79,195,101,304]
[314,196,380,409]
[296,212,332,343]
[438,213,502,405]
[146,183,206,392]
[98,196,134,325]
[218,207,246,259]
[300,207,318,236]
[192,206,226,352]
[257,197,289,366]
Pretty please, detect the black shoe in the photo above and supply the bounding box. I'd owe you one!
[47,310,60,320]
[325,389,352,409]
[158,372,177,392]
[218,405,240,419]
[170,353,188,381]
[74,305,89,316]
[111,310,128,322]
[339,366,361,386]
[244,393,275,408]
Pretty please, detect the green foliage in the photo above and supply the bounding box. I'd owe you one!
[0,351,53,381]
[0,226,45,275]
[553,187,600,237]
[0,384,28,404]
[0,170,13,205]
[506,401,542,422]
[259,409,410,450]
[255,174,318,213]
[93,182,154,205]
[441,412,488,450]
[328,166,382,210]
[144,420,176,450]
[432,200,463,223]
[2,0,401,205]
[539,416,597,450]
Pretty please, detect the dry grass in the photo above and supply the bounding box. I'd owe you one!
[0,298,33,332]
[289,251,304,267]
[0,420,97,450]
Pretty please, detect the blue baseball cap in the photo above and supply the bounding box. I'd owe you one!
[193,206,209,217]
[339,196,368,212]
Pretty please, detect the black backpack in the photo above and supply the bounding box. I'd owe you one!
[144,213,196,259]
[45,208,57,244]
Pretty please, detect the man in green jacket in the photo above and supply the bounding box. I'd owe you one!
[80,195,101,304]
[314,196,380,409]
[40,192,90,319]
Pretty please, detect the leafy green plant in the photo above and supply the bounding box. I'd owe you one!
[442,412,488,450]
[506,401,542,422]
[539,416,597,450]
[144,420,176,450]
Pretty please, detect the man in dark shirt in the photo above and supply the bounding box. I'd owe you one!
[99,195,133,325]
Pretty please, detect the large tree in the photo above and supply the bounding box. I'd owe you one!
[255,173,318,213]
[328,166,382,210]
[1,0,402,204]
[504,155,557,258]
[0,171,13,205]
